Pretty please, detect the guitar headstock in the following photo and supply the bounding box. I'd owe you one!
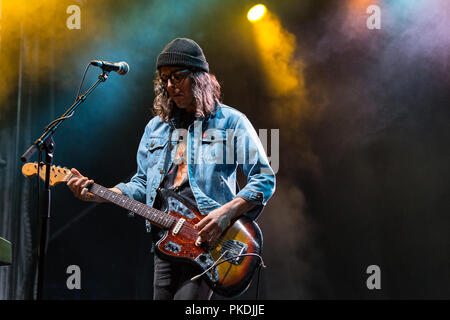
[22,162,72,187]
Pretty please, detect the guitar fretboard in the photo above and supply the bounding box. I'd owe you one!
[89,183,175,229]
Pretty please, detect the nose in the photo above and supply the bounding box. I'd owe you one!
[167,79,181,94]
[167,78,174,89]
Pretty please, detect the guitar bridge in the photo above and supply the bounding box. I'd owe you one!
[220,240,248,265]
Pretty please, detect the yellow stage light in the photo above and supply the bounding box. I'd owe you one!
[247,4,266,22]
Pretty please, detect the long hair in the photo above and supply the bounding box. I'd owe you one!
[153,71,222,122]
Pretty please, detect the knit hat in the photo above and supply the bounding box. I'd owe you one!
[156,38,209,73]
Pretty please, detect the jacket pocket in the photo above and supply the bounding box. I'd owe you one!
[146,137,168,168]
[200,129,227,164]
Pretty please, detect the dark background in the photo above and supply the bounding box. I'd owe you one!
[0,0,449,299]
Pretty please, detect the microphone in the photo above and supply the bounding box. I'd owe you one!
[90,60,130,75]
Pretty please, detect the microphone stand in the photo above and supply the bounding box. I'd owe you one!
[21,70,110,300]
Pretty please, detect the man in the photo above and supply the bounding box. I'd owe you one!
[67,38,276,299]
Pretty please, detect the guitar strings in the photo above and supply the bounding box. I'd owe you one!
[90,183,231,240]
[57,171,228,242]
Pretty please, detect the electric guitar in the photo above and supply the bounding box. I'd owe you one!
[22,162,264,297]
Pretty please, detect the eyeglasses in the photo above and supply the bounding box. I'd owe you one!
[159,69,191,86]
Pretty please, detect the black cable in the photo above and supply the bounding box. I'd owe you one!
[43,63,92,131]
[191,252,266,281]
[74,62,92,103]
[255,263,262,300]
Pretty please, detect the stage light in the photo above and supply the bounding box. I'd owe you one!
[248,4,302,96]
[247,4,266,22]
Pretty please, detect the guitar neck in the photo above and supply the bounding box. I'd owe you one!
[88,183,175,230]
[22,163,176,230]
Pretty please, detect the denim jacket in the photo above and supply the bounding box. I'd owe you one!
[115,103,276,231]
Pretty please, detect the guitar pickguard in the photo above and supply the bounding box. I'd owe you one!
[166,195,196,219]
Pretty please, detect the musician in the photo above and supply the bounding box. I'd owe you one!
[67,38,276,299]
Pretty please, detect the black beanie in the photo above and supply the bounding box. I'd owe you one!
[156,38,209,73]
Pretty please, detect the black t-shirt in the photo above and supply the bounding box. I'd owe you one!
[152,108,197,241]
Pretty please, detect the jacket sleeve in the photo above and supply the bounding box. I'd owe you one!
[232,114,276,220]
[114,125,149,203]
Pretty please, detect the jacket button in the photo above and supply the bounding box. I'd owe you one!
[150,142,154,147]
[160,169,164,174]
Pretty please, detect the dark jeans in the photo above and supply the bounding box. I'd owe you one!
[153,252,213,300]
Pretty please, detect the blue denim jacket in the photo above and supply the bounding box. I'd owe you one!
[115,103,276,231]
